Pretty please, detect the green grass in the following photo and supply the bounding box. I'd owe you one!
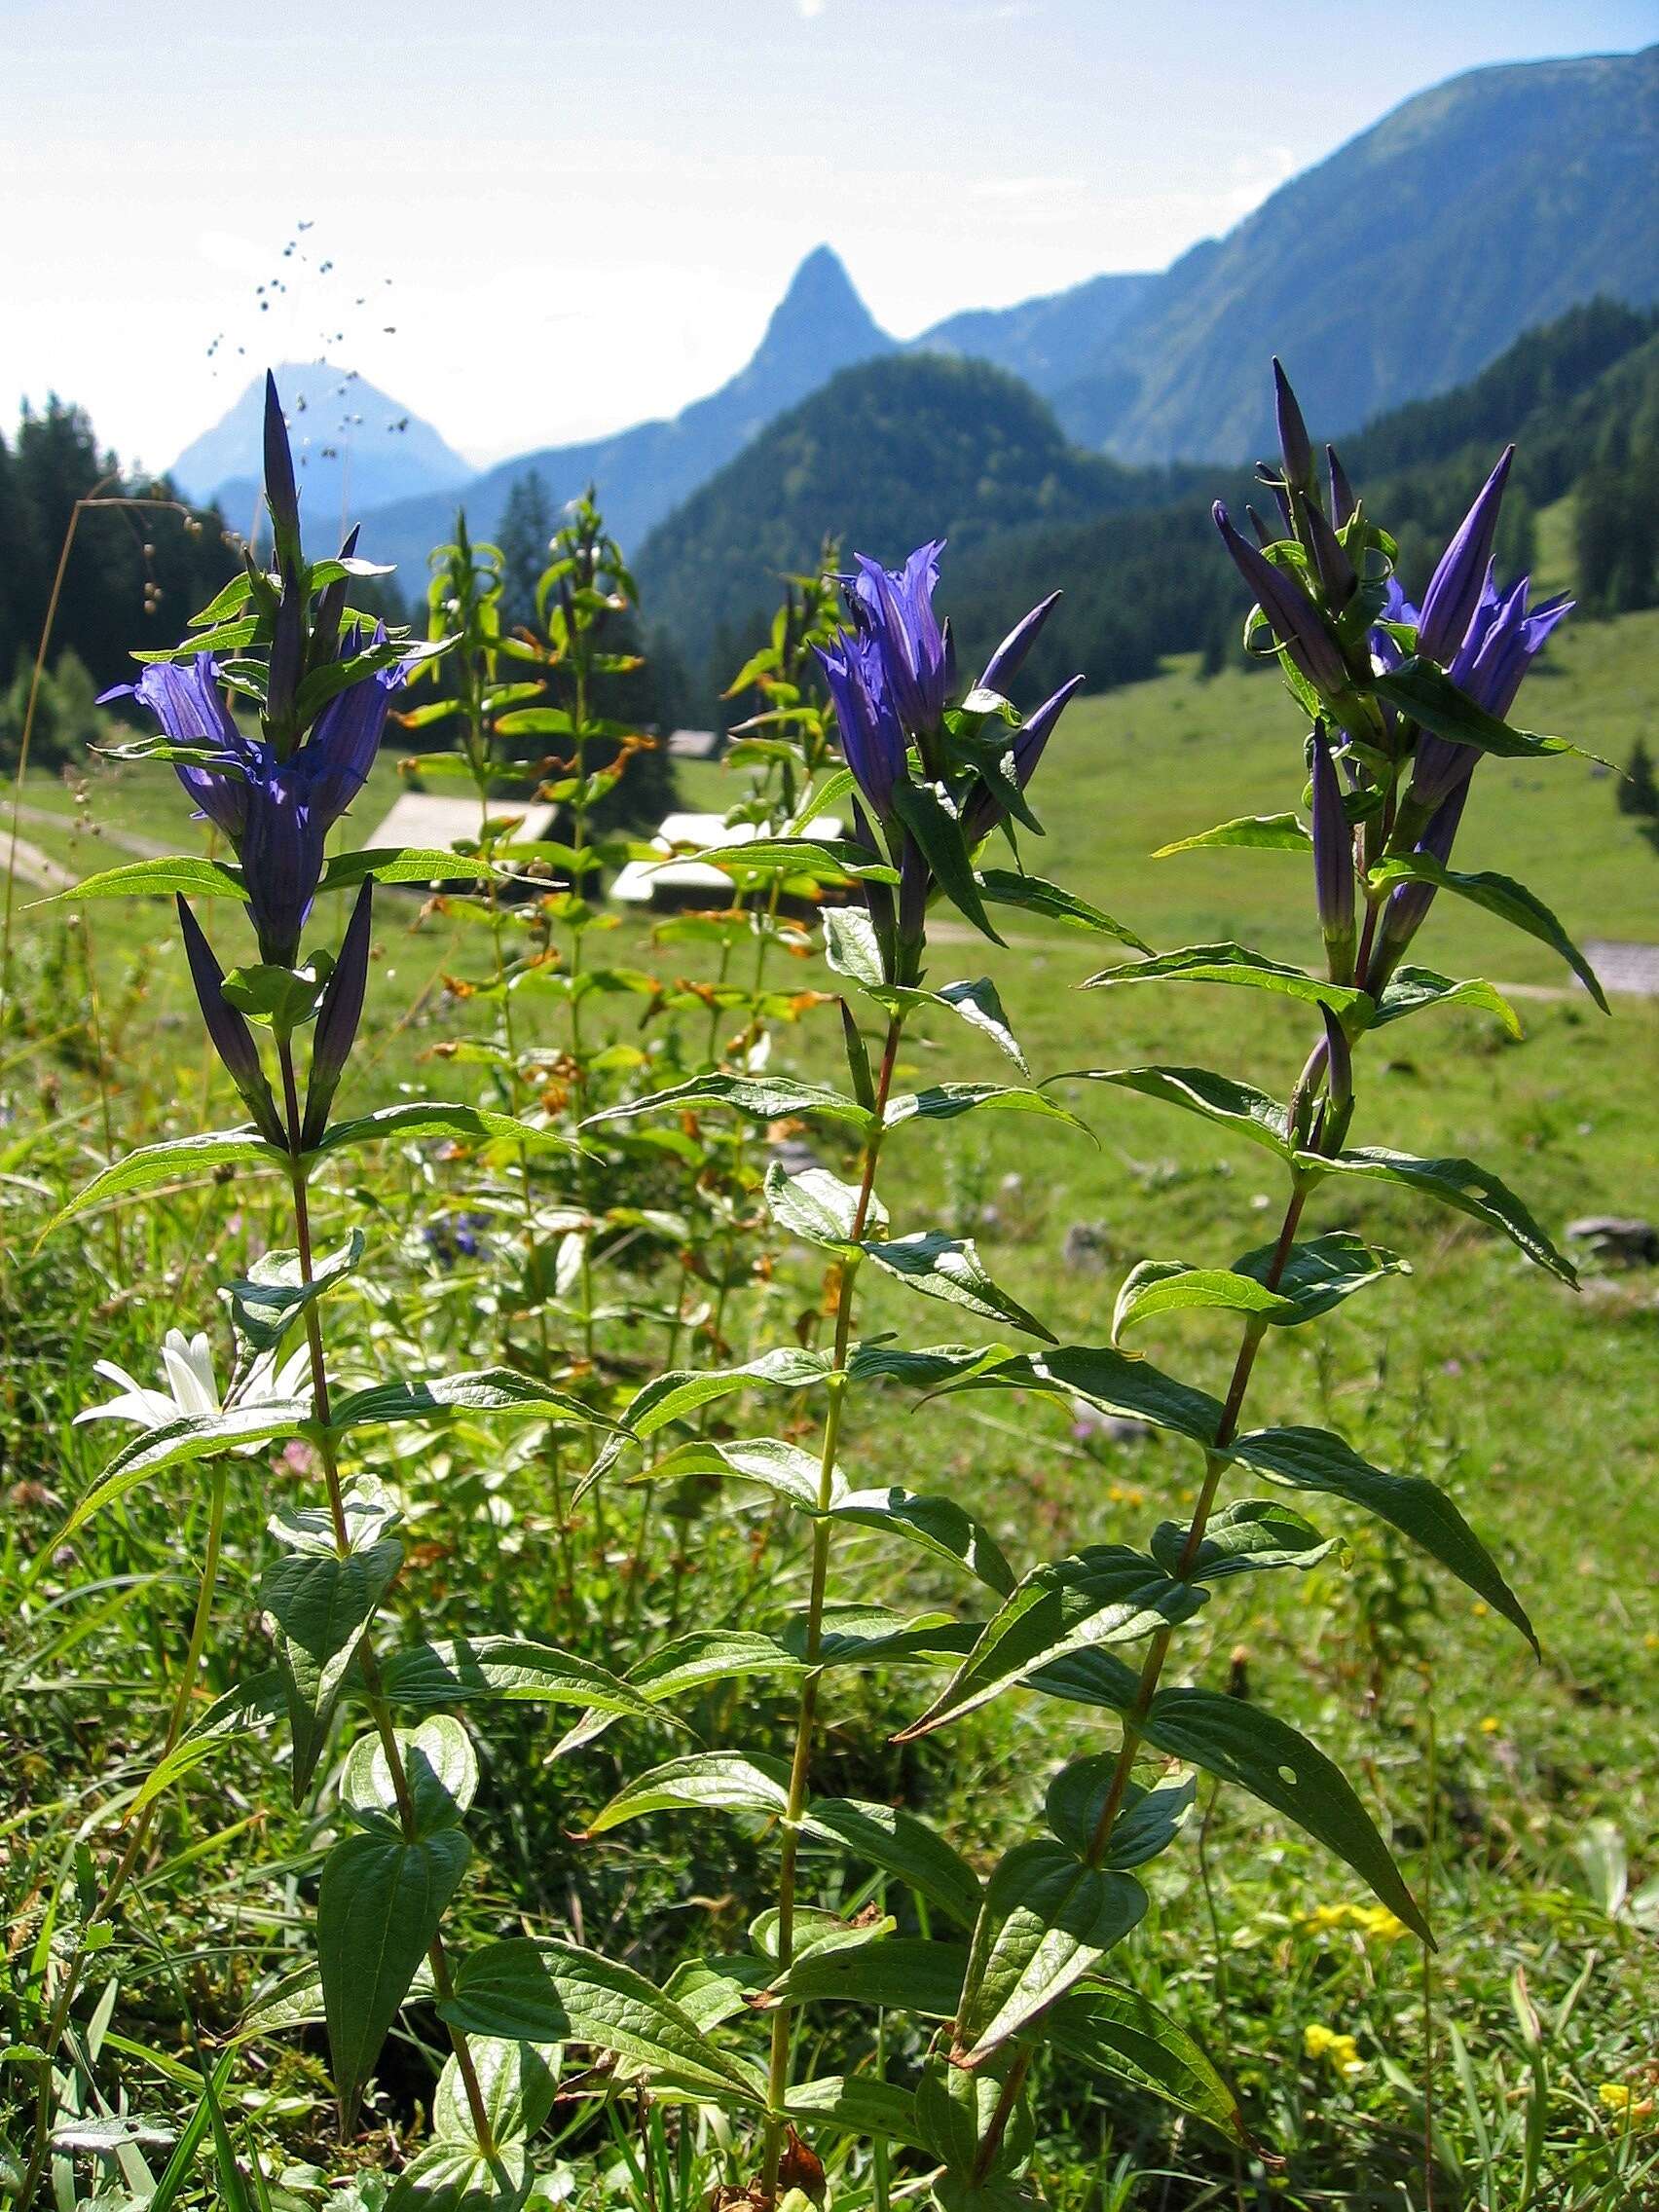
[3,620,1657,2210]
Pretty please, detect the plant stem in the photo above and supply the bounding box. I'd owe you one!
[759,1012,903,2202]
[276,1040,496,2157]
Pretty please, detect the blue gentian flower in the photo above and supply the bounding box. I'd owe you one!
[110,639,412,965]
[838,541,953,738]
[1415,448,1514,667]
[815,624,907,819]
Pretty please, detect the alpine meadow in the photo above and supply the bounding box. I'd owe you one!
[2,19,1657,2212]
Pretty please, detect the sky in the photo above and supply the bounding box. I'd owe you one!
[3,0,1653,474]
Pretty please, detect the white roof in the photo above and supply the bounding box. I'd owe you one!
[611,812,845,905]
[667,727,721,758]
[365,791,558,851]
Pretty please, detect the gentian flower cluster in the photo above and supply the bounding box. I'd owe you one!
[814,540,1083,975]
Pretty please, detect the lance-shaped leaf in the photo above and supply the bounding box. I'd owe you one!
[1372,965,1522,1038]
[954,1842,1148,2065]
[329,1369,621,1436]
[884,1082,1090,1136]
[223,1230,365,1356]
[1112,1260,1298,1340]
[1152,812,1311,858]
[784,2075,932,2154]
[33,854,248,906]
[1138,1690,1428,1940]
[318,1826,470,2126]
[1229,1424,1535,1648]
[1150,1498,1336,1585]
[314,847,498,894]
[1372,658,1573,766]
[1367,854,1607,1011]
[918,2047,1036,2180]
[260,1538,405,1798]
[800,1796,984,1926]
[312,1101,578,1162]
[341,1715,479,1840]
[582,1070,872,1134]
[61,1402,312,1537]
[1311,1145,1576,1284]
[931,1342,1225,1452]
[582,1751,790,1836]
[1233,1231,1410,1322]
[898,1547,1207,1740]
[830,1487,1016,1595]
[859,1231,1056,1341]
[795,1604,979,1669]
[551,1628,809,1760]
[976,868,1151,950]
[690,835,899,885]
[763,1161,885,1252]
[439,1939,766,2107]
[1049,1979,1243,2140]
[578,1347,830,1497]
[380,1638,665,1723]
[757,1938,969,2019]
[1084,943,1371,1017]
[429,2037,559,2154]
[1061,1066,1293,1159]
[43,1128,284,1236]
[383,2136,529,2212]
[646,1435,829,1512]
[892,777,1004,945]
[1046,1763,1198,1867]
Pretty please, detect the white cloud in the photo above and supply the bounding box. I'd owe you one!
[794,0,826,17]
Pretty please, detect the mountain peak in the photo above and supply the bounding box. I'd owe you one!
[752,245,890,370]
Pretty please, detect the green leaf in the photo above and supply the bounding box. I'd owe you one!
[1139,1690,1427,1941]
[784,2075,931,2153]
[43,1128,283,1235]
[259,1540,404,1798]
[954,1842,1147,2065]
[892,778,1004,944]
[1046,1764,1197,1867]
[885,1082,1091,1137]
[1229,1425,1535,1648]
[1374,658,1573,767]
[899,1548,1207,1740]
[1050,1978,1243,2140]
[759,1938,968,2019]
[1112,1260,1298,1340]
[550,1629,809,1760]
[1373,965,1522,1038]
[831,1487,1017,1595]
[1150,1497,1336,1584]
[1233,1231,1410,1322]
[583,1072,872,1134]
[918,2046,1037,2181]
[583,1751,790,1836]
[223,1231,364,1356]
[1368,855,1607,1011]
[976,869,1152,952]
[384,2139,529,2212]
[1152,812,1310,858]
[341,1715,479,1839]
[313,1102,577,1162]
[440,1939,766,2107]
[315,848,498,894]
[822,906,888,989]
[693,836,898,884]
[794,1603,978,1670]
[1062,1066,1292,1159]
[763,1161,885,1251]
[931,1341,1224,1452]
[430,2037,559,2150]
[32,854,248,906]
[1085,942,1371,1016]
[646,1436,828,1513]
[318,1827,470,2124]
[380,1639,664,1723]
[859,1231,1056,1341]
[799,1798,984,1927]
[61,1403,311,1537]
[329,1369,615,1436]
[1314,1146,1576,1284]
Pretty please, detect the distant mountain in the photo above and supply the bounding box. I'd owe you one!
[1030,45,1659,461]
[356,246,897,583]
[169,362,472,531]
[913,272,1157,390]
[633,351,1167,672]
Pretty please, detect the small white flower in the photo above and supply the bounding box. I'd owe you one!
[76,1329,310,1432]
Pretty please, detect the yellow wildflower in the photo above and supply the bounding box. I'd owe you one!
[1301,1903,1352,1934]
[1479,1715,1500,1735]
[1353,1904,1410,1942]
[1599,2083,1655,2121]
[1303,2025,1365,2077]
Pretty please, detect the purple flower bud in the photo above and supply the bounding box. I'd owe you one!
[848,793,896,946]
[978,590,1061,695]
[816,629,907,819]
[267,578,304,735]
[311,523,360,667]
[175,895,283,1144]
[1318,1004,1353,1147]
[1417,447,1513,666]
[1326,444,1357,529]
[1213,503,1347,696]
[1304,498,1355,608]
[263,371,301,547]
[1366,775,1472,989]
[301,881,373,1148]
[1272,359,1315,493]
[1310,724,1355,981]
[1245,504,1276,548]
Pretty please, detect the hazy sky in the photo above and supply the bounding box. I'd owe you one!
[4,0,1653,472]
